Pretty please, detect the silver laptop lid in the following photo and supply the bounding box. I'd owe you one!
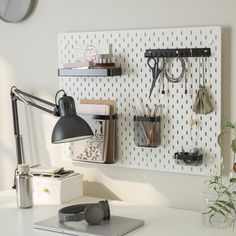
[34,215,144,236]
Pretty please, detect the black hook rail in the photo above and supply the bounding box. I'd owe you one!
[144,48,211,58]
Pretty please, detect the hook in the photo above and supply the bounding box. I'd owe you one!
[190,48,193,57]
[176,49,179,57]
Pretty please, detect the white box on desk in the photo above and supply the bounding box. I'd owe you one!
[33,174,83,205]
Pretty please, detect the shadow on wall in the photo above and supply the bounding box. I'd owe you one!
[69,163,202,209]
[7,89,54,168]
[0,143,15,189]
[0,58,17,190]
[22,102,52,166]
[0,54,58,190]
[84,181,121,201]
[68,163,174,208]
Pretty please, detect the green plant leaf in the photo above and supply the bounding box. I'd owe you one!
[209,210,227,225]
[225,202,235,210]
[217,200,227,204]
[202,209,213,215]
[209,181,217,185]
[231,139,236,153]
[218,209,227,218]
[209,213,215,224]
[209,206,219,213]
[230,178,236,183]
[223,189,232,197]
[223,122,235,129]
[220,206,232,214]
[214,201,233,214]
[206,173,236,225]
[213,202,223,208]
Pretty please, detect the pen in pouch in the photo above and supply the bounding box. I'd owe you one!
[145,104,152,142]
[137,98,146,116]
[132,105,149,146]
[136,99,149,144]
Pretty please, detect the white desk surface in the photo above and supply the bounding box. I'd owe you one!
[0,190,235,236]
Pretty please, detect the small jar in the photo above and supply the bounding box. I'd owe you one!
[133,116,161,148]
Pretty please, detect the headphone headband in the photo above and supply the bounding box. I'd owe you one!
[58,200,110,225]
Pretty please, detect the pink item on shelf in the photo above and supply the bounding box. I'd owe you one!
[63,60,90,69]
[84,45,98,62]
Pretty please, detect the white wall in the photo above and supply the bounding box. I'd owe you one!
[0,0,235,211]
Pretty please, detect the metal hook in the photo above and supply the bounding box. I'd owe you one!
[176,49,179,58]
[190,48,193,57]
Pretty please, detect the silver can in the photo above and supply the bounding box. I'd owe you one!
[16,164,33,208]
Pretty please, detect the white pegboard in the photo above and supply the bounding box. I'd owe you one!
[58,26,221,176]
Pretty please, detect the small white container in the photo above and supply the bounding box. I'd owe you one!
[33,174,83,205]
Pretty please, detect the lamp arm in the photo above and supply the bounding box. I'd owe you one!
[11,93,22,165]
[10,87,62,166]
[11,87,60,116]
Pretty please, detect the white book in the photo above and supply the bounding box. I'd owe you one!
[72,104,110,163]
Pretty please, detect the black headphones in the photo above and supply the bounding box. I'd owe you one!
[58,200,110,225]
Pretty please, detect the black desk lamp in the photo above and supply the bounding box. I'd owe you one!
[10,86,93,165]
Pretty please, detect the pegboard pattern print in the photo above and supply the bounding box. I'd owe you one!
[58,26,221,176]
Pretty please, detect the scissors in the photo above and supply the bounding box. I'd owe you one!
[147,57,165,99]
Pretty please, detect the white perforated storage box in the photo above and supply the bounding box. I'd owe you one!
[33,174,83,205]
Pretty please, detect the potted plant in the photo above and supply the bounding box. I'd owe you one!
[201,122,236,228]
[202,175,236,228]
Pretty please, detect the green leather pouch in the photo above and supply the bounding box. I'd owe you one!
[193,85,213,114]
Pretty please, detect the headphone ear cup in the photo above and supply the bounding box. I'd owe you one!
[84,205,104,225]
[99,200,110,221]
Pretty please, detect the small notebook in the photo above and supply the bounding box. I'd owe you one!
[72,104,110,163]
[34,215,144,236]
[80,99,116,163]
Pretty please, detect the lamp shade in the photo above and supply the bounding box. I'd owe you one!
[51,94,93,144]
[51,115,93,144]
